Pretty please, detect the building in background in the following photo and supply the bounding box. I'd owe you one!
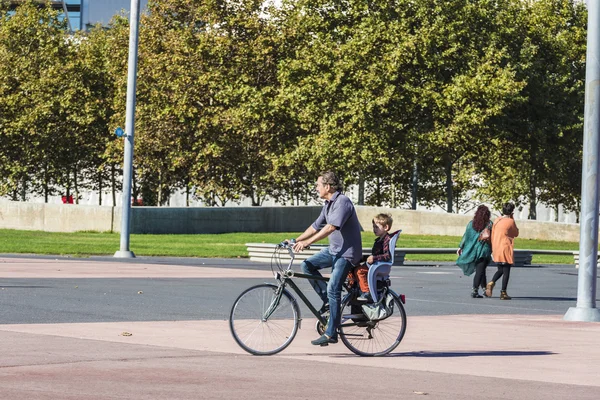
[81,0,148,30]
[8,0,148,31]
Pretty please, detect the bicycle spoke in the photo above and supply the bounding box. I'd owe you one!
[338,293,407,356]
[230,284,299,355]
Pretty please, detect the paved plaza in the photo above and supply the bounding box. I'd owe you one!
[1,255,599,399]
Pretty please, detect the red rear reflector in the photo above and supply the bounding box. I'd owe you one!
[400,294,406,304]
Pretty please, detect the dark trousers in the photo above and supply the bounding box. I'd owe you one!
[473,258,489,289]
[492,263,512,291]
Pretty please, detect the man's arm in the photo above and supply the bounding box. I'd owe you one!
[295,226,318,242]
[293,224,337,252]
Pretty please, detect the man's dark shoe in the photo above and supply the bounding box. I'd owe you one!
[311,334,338,346]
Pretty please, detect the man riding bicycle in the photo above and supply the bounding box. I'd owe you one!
[292,171,362,346]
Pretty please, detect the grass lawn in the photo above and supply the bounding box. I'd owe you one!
[0,229,581,264]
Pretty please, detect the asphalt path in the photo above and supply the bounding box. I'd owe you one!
[0,255,588,325]
[1,255,600,400]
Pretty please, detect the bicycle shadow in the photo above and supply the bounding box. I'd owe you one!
[384,350,555,358]
[0,285,54,289]
[326,350,555,358]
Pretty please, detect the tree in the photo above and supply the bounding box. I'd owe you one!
[403,0,525,213]
[0,0,73,202]
[276,0,418,203]
[486,0,586,219]
[73,21,127,205]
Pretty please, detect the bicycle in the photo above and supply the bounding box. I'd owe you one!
[229,241,407,356]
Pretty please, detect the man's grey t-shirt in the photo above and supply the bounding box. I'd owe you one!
[311,191,362,265]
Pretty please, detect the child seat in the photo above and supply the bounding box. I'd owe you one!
[367,230,401,302]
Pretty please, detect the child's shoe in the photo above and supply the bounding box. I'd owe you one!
[356,292,372,302]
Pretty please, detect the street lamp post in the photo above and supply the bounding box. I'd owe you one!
[564,0,600,322]
[114,0,141,259]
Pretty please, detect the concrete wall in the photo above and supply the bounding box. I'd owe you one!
[129,206,321,234]
[0,200,581,242]
[0,200,114,233]
[355,206,580,242]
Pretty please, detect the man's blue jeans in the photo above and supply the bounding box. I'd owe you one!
[301,248,353,339]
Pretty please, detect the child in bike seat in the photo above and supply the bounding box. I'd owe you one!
[353,213,398,302]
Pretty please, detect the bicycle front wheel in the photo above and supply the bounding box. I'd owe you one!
[229,283,299,355]
[339,291,407,356]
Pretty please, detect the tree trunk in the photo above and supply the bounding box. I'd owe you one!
[157,171,162,207]
[74,168,79,205]
[250,187,259,206]
[391,173,396,208]
[185,183,190,207]
[132,172,137,207]
[43,171,49,203]
[358,176,364,205]
[411,159,418,210]
[98,171,103,206]
[375,178,382,206]
[21,175,27,202]
[528,171,537,220]
[111,164,117,207]
[444,156,453,213]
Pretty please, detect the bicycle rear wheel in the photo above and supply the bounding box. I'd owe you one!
[338,291,407,356]
[229,283,299,355]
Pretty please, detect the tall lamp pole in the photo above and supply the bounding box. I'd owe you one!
[564,0,600,322]
[114,0,141,259]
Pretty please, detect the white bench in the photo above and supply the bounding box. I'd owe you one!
[398,248,533,267]
[572,251,600,269]
[246,243,406,266]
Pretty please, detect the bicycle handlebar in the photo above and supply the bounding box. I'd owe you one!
[278,239,310,251]
[278,239,295,248]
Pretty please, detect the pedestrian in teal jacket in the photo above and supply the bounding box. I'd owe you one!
[457,205,493,298]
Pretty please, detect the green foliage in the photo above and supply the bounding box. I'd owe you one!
[0,1,70,200]
[0,0,589,216]
[484,0,586,219]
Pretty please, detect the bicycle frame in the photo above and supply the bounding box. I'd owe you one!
[263,271,329,328]
[265,244,345,329]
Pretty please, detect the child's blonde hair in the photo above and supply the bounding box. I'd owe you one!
[373,213,393,229]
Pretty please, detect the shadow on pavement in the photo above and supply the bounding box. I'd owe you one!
[388,350,555,358]
[0,285,54,288]
[327,350,555,359]
[511,296,578,301]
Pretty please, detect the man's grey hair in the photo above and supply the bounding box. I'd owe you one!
[319,170,343,192]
